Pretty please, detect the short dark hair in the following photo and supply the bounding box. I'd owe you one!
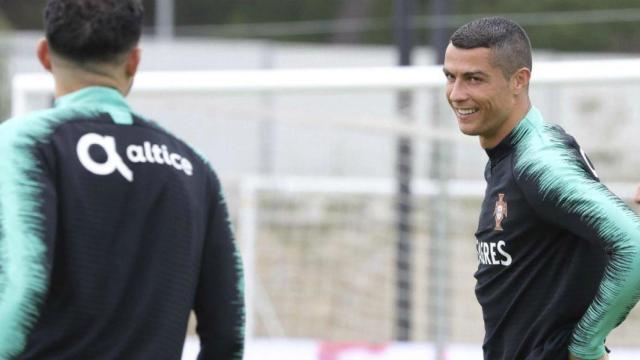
[44,0,144,63]
[450,17,532,78]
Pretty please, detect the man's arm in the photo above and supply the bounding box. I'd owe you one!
[515,138,640,360]
[194,172,245,360]
[0,123,57,359]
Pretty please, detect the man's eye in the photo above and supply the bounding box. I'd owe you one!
[445,74,455,81]
[469,77,481,83]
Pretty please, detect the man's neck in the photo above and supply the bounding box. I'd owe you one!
[480,99,531,149]
[50,57,130,98]
[54,76,123,98]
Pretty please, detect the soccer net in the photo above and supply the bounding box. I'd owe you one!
[12,60,640,358]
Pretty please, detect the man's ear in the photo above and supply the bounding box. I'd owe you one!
[125,47,141,78]
[37,38,52,72]
[512,67,531,95]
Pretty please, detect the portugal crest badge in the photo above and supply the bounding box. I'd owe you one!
[494,193,507,231]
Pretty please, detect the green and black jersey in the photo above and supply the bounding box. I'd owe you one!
[0,86,244,360]
[476,107,640,360]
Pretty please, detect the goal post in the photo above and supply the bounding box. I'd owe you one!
[14,57,640,117]
[236,176,487,341]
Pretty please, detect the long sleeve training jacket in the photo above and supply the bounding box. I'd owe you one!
[0,86,244,360]
[475,106,640,360]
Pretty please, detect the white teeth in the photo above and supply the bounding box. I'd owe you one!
[457,108,478,115]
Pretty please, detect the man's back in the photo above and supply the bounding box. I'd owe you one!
[0,87,244,359]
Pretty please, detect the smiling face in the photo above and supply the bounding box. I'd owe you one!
[443,43,529,148]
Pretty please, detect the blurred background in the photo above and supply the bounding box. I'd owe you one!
[4,1,640,359]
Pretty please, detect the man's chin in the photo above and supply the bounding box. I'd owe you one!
[458,125,479,137]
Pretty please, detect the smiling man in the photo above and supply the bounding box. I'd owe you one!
[443,17,640,360]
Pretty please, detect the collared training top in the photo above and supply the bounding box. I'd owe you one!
[476,106,640,360]
[0,86,244,360]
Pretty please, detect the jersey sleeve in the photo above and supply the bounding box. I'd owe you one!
[194,170,245,360]
[0,122,58,359]
[514,137,640,359]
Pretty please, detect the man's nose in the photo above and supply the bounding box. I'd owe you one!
[447,80,468,102]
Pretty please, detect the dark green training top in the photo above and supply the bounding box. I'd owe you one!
[0,86,244,360]
[476,106,640,360]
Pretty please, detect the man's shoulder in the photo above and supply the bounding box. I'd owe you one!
[129,113,218,177]
[0,107,70,142]
[510,113,591,186]
[513,113,580,168]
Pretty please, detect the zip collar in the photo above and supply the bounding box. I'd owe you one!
[54,86,133,125]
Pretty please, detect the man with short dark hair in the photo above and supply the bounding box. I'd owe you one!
[0,1,244,359]
[443,17,640,360]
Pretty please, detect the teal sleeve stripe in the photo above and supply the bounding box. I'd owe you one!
[0,107,82,358]
[232,225,246,360]
[512,108,640,359]
[0,115,53,358]
[216,174,245,360]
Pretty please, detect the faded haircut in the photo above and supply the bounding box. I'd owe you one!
[449,17,532,79]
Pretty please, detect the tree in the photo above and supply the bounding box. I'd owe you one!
[2,0,640,53]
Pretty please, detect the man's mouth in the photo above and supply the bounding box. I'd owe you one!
[456,107,479,116]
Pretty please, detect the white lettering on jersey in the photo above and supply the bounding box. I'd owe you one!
[77,133,133,182]
[77,133,193,181]
[497,241,512,266]
[125,142,193,176]
[476,240,512,266]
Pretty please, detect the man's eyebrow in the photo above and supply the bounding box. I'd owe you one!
[441,69,488,77]
[463,71,488,77]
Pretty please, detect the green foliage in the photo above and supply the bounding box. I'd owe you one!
[228,0,339,23]
[451,0,640,52]
[174,0,235,25]
[1,0,640,52]
[0,0,161,30]
[0,1,45,30]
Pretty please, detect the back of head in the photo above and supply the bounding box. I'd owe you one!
[44,0,144,64]
[449,17,532,78]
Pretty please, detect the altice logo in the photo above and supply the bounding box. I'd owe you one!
[76,133,193,182]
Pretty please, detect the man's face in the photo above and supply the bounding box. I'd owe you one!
[443,44,517,146]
